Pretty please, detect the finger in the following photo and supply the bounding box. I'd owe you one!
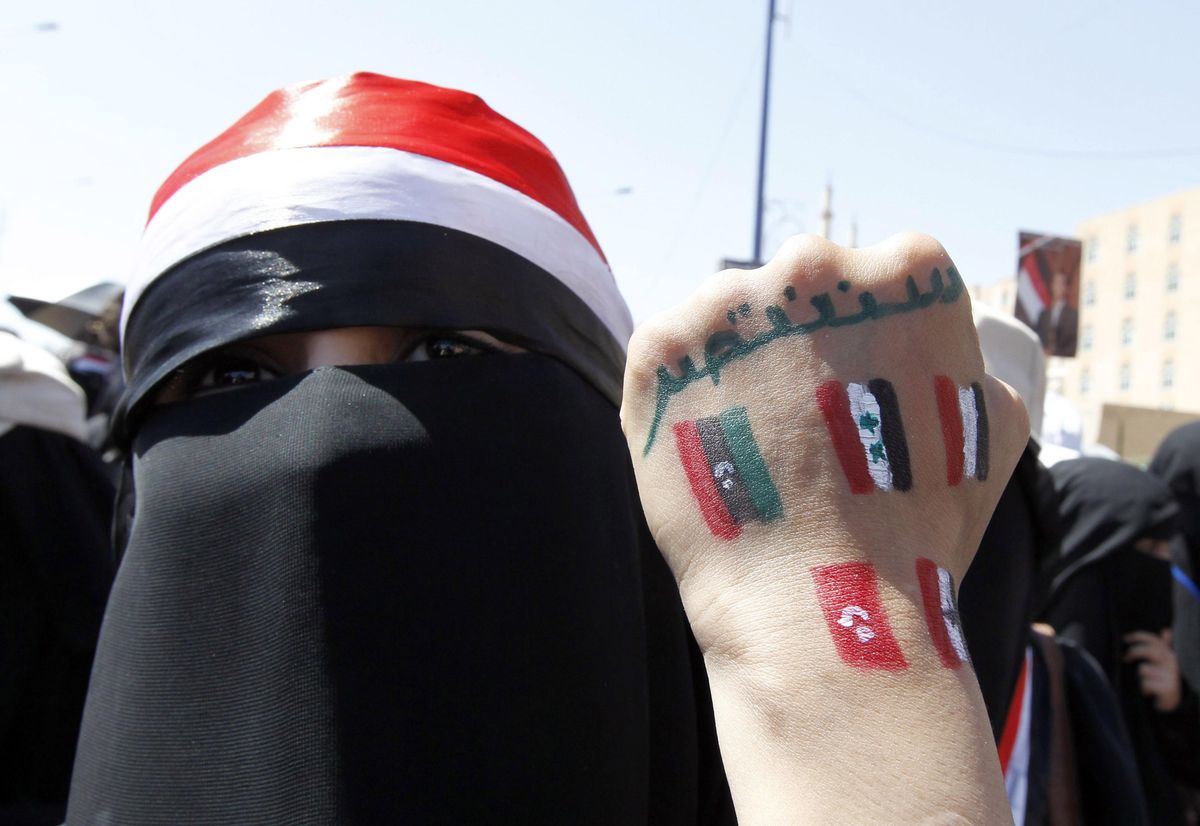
[1163,629,1174,646]
[1124,631,1158,645]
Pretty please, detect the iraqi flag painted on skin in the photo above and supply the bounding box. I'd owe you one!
[811,562,908,670]
[673,406,783,541]
[916,558,970,669]
[934,376,989,486]
[816,379,912,495]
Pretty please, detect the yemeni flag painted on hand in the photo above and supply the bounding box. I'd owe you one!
[816,379,912,495]
[916,558,971,668]
[934,376,989,486]
[811,562,908,670]
[673,406,783,540]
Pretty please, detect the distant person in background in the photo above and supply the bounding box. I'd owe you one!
[1150,422,1200,695]
[1036,271,1078,358]
[1042,458,1200,825]
[0,322,116,826]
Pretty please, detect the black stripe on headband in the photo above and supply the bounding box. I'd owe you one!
[117,220,626,444]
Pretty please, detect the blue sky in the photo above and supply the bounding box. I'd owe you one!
[2,0,1198,323]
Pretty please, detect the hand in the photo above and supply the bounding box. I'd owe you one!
[1124,629,1182,712]
[621,234,1028,824]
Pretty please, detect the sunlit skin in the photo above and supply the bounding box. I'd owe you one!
[155,326,524,403]
[1050,271,1070,303]
[1134,536,1173,561]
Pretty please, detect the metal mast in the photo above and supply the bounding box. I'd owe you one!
[752,0,777,265]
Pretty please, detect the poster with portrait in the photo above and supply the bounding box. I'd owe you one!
[1014,232,1082,358]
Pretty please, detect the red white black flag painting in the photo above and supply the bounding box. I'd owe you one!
[916,558,971,669]
[816,379,913,495]
[933,376,989,486]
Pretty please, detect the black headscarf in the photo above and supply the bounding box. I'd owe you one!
[1041,457,1186,825]
[1149,421,1200,693]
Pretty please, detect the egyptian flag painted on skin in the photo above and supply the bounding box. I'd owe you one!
[811,562,907,670]
[916,558,970,668]
[114,73,633,441]
[816,379,912,495]
[934,376,989,486]
[673,406,783,540]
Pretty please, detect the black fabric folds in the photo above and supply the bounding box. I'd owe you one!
[960,441,1058,741]
[66,356,733,825]
[0,427,115,825]
[117,220,627,445]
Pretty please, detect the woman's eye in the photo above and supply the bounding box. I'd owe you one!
[195,356,278,391]
[408,334,493,362]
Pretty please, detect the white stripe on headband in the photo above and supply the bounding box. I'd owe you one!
[122,145,633,348]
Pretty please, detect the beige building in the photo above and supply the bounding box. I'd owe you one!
[1057,187,1200,446]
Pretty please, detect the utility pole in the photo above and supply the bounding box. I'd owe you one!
[752,0,777,266]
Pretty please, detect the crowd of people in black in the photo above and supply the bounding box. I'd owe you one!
[2,73,1199,825]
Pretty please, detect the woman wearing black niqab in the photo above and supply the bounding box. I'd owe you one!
[1150,420,1200,695]
[1042,457,1200,825]
[65,73,734,825]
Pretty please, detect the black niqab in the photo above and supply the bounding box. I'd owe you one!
[1149,421,1200,693]
[1041,457,1187,825]
[67,357,733,824]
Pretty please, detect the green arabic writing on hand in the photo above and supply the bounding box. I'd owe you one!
[641,266,966,456]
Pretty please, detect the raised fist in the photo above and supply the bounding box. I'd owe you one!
[621,234,1027,823]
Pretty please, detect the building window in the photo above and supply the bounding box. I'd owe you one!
[1086,236,1099,262]
[1084,280,1097,306]
[1081,325,1093,351]
[1167,263,1180,292]
[1124,271,1137,299]
[1120,364,1131,391]
[1127,224,1139,253]
[1165,311,1177,340]
[1170,214,1182,244]
[1121,318,1134,347]
[1081,369,1091,394]
[1163,360,1175,388]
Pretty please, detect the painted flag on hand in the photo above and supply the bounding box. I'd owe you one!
[933,376,989,486]
[816,379,913,494]
[673,406,783,540]
[916,558,970,668]
[811,562,908,670]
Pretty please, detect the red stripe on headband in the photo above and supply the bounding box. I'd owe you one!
[148,73,604,259]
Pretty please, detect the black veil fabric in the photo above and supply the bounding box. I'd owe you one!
[0,426,115,825]
[1149,421,1200,693]
[1041,458,1189,825]
[960,441,1058,742]
[67,357,734,825]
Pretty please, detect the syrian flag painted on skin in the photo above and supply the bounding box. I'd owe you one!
[816,379,912,495]
[811,562,908,670]
[673,406,783,540]
[916,558,970,668]
[934,376,989,486]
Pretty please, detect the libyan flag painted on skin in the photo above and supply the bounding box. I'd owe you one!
[673,406,782,540]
